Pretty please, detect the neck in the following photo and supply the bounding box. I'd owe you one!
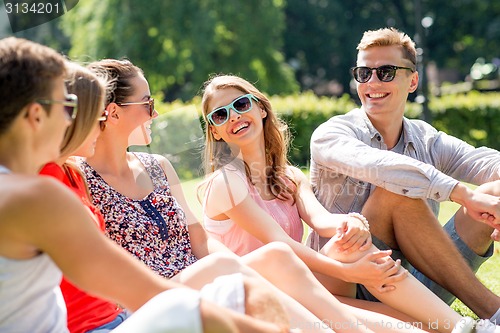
[367,116,404,149]
[239,142,268,182]
[85,131,131,176]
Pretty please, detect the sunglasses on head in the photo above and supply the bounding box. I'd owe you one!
[206,93,258,126]
[97,110,108,131]
[116,98,155,117]
[37,93,78,121]
[351,65,415,83]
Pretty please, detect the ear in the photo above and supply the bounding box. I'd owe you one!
[260,108,267,119]
[106,103,120,123]
[409,71,419,93]
[210,125,222,141]
[25,102,45,129]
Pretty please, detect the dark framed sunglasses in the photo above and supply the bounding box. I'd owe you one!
[351,65,415,83]
[37,93,78,121]
[206,93,258,126]
[97,110,108,131]
[116,98,155,117]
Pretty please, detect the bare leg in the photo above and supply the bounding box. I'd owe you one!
[454,181,498,257]
[173,251,334,333]
[242,242,428,333]
[362,187,500,319]
[322,238,461,333]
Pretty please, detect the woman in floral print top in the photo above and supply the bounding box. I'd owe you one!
[80,152,198,278]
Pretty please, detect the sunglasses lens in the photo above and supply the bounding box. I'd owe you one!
[149,99,155,116]
[233,96,252,112]
[211,108,229,125]
[377,66,396,82]
[353,67,372,83]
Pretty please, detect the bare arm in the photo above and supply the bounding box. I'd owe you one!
[204,170,399,287]
[291,166,371,253]
[0,176,286,333]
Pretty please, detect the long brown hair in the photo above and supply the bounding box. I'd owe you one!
[200,74,296,202]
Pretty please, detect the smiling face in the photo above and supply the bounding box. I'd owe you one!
[356,45,418,123]
[207,87,266,150]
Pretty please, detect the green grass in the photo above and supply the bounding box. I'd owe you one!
[440,200,500,317]
[181,177,499,317]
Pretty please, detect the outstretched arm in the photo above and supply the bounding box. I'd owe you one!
[2,177,286,333]
[291,166,372,254]
[204,168,402,291]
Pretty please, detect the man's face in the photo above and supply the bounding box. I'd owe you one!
[355,45,418,123]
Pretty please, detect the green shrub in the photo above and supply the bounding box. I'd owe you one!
[133,92,500,180]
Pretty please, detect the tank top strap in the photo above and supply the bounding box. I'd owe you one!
[134,152,169,190]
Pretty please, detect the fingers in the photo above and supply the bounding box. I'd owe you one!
[491,229,500,241]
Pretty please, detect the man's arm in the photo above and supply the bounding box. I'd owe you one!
[311,116,458,202]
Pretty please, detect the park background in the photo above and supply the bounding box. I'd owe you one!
[1,0,498,318]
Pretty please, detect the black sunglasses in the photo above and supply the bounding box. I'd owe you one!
[206,94,257,126]
[351,65,415,83]
[37,94,78,121]
[116,98,155,117]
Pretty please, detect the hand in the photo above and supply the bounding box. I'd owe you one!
[331,214,372,254]
[342,250,408,293]
[491,228,500,242]
[462,191,500,230]
[451,183,500,230]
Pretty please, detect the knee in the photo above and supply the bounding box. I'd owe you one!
[475,180,500,196]
[243,276,289,327]
[203,252,243,274]
[260,242,307,273]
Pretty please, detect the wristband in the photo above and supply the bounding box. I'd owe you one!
[347,212,370,231]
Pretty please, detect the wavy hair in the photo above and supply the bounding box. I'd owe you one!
[200,74,296,202]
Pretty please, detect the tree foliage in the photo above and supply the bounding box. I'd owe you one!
[284,0,500,95]
[60,0,500,100]
[62,0,298,101]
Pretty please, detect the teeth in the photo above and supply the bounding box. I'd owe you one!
[369,93,386,98]
[232,123,248,133]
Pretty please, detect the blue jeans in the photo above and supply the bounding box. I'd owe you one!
[356,216,494,304]
[86,311,130,333]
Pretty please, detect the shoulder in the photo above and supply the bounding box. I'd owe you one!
[210,167,248,192]
[0,175,81,238]
[312,108,362,138]
[404,117,438,134]
[287,165,306,182]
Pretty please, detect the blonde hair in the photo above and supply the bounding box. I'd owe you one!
[60,62,107,157]
[357,27,417,68]
[200,74,296,202]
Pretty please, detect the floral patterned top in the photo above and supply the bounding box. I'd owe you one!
[79,152,198,278]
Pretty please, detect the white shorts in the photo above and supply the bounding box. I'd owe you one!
[200,272,246,314]
[111,288,202,333]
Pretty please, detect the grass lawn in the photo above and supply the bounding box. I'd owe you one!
[181,177,499,317]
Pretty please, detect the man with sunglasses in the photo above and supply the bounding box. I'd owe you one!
[309,27,500,328]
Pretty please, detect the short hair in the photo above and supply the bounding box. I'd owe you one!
[0,37,66,135]
[87,59,143,106]
[357,27,417,67]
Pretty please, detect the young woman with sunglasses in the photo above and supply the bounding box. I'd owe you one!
[82,58,415,333]
[38,62,129,333]
[0,37,298,333]
[200,74,487,333]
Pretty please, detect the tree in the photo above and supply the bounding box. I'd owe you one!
[62,0,298,101]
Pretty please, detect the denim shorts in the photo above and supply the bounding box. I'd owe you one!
[86,310,130,333]
[356,216,494,305]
